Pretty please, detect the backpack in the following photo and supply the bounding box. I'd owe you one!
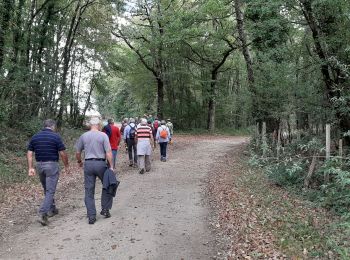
[129,124,136,139]
[160,126,168,139]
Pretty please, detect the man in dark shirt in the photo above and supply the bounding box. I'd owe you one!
[27,119,69,226]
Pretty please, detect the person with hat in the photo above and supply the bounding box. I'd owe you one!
[75,117,114,224]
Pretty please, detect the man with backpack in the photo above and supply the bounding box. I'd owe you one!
[123,118,137,167]
[156,120,171,162]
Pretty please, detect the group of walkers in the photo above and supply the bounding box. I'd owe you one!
[120,116,173,169]
[26,116,173,226]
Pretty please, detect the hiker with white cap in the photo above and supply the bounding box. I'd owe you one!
[75,117,114,224]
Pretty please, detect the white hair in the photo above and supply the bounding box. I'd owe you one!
[140,118,147,125]
[90,117,100,125]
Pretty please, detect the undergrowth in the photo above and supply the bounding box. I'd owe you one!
[0,122,83,188]
[248,133,350,258]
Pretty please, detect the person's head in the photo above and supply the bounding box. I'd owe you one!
[90,117,101,130]
[147,120,152,125]
[43,119,57,131]
[140,118,147,125]
[167,118,171,122]
[123,118,129,123]
[108,118,114,125]
[129,118,135,124]
[161,120,166,125]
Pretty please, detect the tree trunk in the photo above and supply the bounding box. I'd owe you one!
[57,1,82,128]
[0,0,13,72]
[207,69,217,131]
[157,77,165,119]
[234,0,254,86]
[300,0,350,133]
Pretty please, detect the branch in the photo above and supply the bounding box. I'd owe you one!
[112,30,158,78]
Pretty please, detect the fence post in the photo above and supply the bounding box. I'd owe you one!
[277,128,281,158]
[262,122,267,157]
[325,124,331,183]
[339,138,343,165]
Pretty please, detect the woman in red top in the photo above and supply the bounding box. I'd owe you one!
[103,119,121,169]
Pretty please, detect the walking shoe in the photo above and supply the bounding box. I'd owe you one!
[139,169,145,174]
[37,214,48,226]
[129,161,133,167]
[88,217,96,224]
[100,209,111,218]
[47,208,59,218]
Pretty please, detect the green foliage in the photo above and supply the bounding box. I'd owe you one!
[265,158,307,186]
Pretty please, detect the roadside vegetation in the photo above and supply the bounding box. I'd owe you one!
[248,131,350,258]
[0,123,83,202]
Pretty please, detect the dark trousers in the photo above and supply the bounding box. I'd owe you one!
[84,161,113,218]
[127,138,137,163]
[37,162,60,215]
[159,142,168,159]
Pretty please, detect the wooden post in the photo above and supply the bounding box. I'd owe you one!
[262,122,267,157]
[296,130,301,141]
[325,124,331,183]
[255,122,260,147]
[304,155,317,188]
[277,128,281,158]
[339,138,343,165]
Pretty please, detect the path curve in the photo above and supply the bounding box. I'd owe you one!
[0,136,247,260]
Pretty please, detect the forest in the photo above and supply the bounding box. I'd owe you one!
[0,0,348,132]
[1,0,350,257]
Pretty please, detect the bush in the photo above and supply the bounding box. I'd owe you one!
[265,158,307,186]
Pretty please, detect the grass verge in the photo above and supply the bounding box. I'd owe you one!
[244,161,350,258]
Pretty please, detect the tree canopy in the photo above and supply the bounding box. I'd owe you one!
[0,0,349,132]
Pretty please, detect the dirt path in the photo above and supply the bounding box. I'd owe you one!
[0,136,247,260]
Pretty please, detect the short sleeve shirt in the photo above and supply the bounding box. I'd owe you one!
[75,131,111,159]
[27,128,66,162]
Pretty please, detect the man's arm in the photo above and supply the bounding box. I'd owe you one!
[59,150,69,168]
[123,126,128,141]
[76,152,83,167]
[27,151,36,176]
[106,150,113,169]
[103,134,113,169]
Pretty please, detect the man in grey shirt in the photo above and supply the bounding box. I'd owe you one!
[75,117,114,224]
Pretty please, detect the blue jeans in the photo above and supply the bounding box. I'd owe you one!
[36,162,60,215]
[112,149,118,168]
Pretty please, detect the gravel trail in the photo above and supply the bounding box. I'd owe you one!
[0,136,247,260]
